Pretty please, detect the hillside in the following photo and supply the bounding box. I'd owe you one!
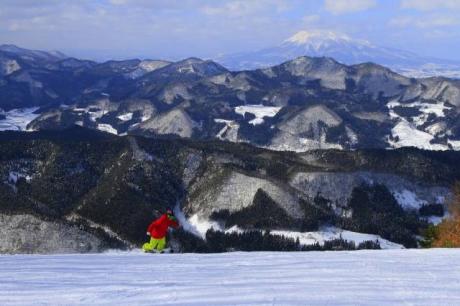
[1,128,459,253]
[1,45,460,152]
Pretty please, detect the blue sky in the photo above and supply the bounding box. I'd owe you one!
[0,0,459,61]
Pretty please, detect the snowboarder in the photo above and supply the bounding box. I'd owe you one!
[142,208,179,253]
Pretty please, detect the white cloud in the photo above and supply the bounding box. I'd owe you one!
[302,14,320,24]
[324,0,377,14]
[424,29,458,39]
[109,0,127,5]
[201,1,290,17]
[401,0,460,11]
[0,0,299,60]
[389,15,459,28]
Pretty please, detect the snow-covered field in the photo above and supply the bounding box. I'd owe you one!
[1,249,459,305]
[234,105,282,125]
[0,108,40,131]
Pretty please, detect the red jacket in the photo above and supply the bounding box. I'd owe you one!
[147,214,179,239]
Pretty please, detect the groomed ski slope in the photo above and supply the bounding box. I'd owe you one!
[1,249,459,306]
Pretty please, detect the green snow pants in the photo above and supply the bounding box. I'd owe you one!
[142,237,166,252]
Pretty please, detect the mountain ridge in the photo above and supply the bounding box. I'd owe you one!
[1,127,458,253]
[1,44,460,152]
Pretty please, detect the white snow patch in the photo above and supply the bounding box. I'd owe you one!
[426,215,444,225]
[1,249,460,305]
[186,214,222,239]
[234,104,282,125]
[392,189,427,210]
[214,118,240,141]
[74,107,107,122]
[271,227,403,250]
[268,138,343,152]
[387,100,460,150]
[406,101,451,117]
[388,119,447,150]
[8,171,32,184]
[117,113,133,121]
[3,59,21,75]
[284,30,356,49]
[387,100,451,126]
[141,114,151,122]
[345,126,358,145]
[387,100,450,127]
[435,195,446,204]
[426,122,446,136]
[214,118,233,124]
[139,60,169,72]
[0,107,40,131]
[448,140,460,150]
[173,206,222,239]
[299,135,343,150]
[88,109,106,122]
[96,124,118,135]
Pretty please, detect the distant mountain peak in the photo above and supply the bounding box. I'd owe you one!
[179,57,206,64]
[0,44,18,50]
[216,29,460,78]
[285,30,352,45]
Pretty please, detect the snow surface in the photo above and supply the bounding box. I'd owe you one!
[96,123,118,135]
[214,119,239,141]
[117,112,133,121]
[88,109,106,122]
[74,107,107,122]
[388,101,450,119]
[182,214,221,239]
[386,100,460,150]
[0,107,40,131]
[285,30,353,46]
[234,105,282,125]
[449,140,460,150]
[389,120,447,151]
[1,249,460,305]
[426,215,444,225]
[392,189,427,210]
[8,171,32,184]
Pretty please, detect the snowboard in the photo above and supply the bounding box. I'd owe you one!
[144,248,173,254]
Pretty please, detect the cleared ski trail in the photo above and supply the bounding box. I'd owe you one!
[1,249,459,305]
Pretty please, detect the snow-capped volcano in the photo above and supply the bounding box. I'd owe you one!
[217,30,460,78]
[284,30,356,47]
[278,30,392,64]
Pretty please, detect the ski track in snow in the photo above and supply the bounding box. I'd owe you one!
[1,249,460,306]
